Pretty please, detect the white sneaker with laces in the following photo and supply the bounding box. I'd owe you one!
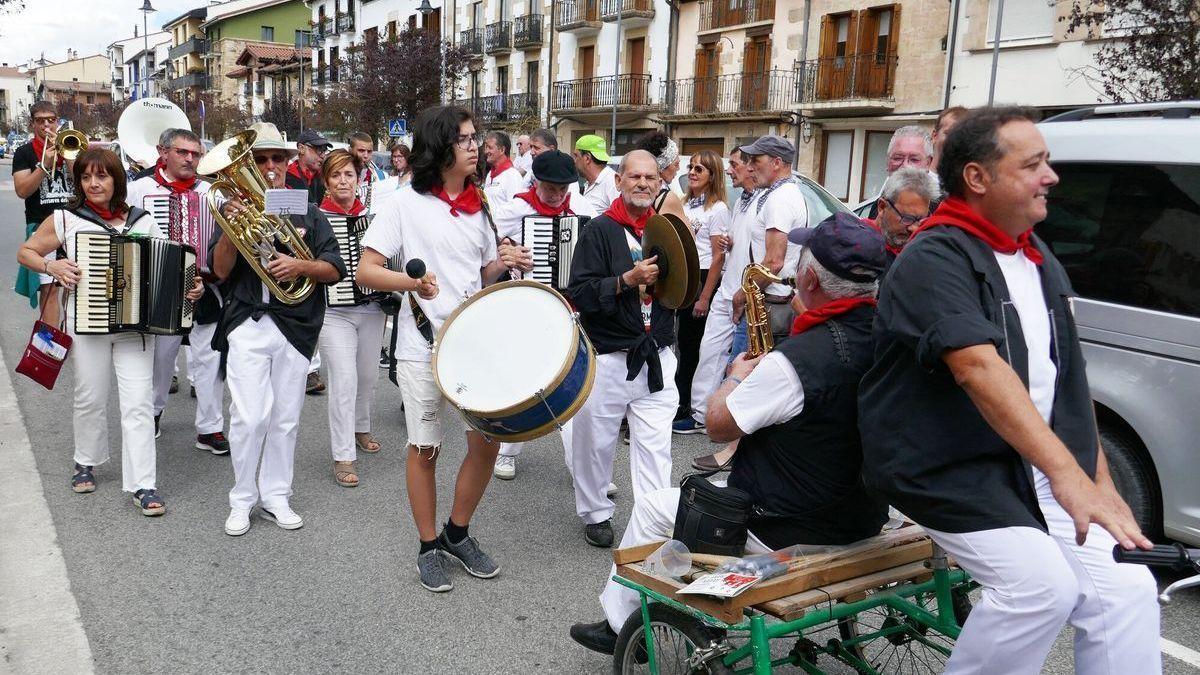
[224,508,251,536]
[260,504,304,530]
[493,455,517,480]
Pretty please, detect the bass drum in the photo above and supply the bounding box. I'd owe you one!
[432,280,595,442]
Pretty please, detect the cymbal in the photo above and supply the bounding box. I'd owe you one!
[642,214,701,310]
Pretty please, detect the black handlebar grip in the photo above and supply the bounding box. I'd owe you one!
[1112,543,1190,570]
[405,258,426,279]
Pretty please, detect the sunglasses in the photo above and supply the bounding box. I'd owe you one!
[687,164,707,173]
[33,116,58,124]
[254,153,289,164]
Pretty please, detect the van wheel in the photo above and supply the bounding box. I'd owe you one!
[1099,427,1161,538]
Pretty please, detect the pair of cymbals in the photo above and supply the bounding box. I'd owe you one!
[642,214,700,310]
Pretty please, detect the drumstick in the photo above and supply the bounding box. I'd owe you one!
[403,259,435,343]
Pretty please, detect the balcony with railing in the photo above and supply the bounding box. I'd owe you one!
[552,74,656,113]
[319,16,334,35]
[662,69,794,119]
[554,0,602,34]
[600,0,654,25]
[456,92,542,125]
[795,52,898,115]
[460,28,484,56]
[168,71,208,90]
[485,21,513,54]
[336,12,355,33]
[513,14,545,49]
[168,36,208,60]
[698,0,774,31]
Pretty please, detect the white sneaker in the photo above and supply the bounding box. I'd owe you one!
[493,455,517,480]
[260,504,304,530]
[606,482,618,498]
[224,508,251,536]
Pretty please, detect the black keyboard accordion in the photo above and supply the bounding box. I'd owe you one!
[73,232,196,335]
[141,191,216,274]
[520,215,589,291]
[326,213,386,307]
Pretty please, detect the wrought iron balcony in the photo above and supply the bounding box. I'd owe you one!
[795,52,898,107]
[552,74,654,111]
[513,14,545,49]
[554,0,601,33]
[485,21,513,54]
[458,92,542,125]
[698,0,774,31]
[662,70,794,119]
[319,16,334,35]
[336,12,355,33]
[168,71,208,90]
[460,28,484,55]
[168,36,208,60]
[600,0,654,23]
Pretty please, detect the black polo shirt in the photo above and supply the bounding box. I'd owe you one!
[208,204,345,359]
[859,225,1098,534]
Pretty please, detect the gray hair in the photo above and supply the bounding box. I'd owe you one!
[797,248,877,300]
[887,125,933,159]
[880,167,940,203]
[159,128,201,148]
[530,128,558,150]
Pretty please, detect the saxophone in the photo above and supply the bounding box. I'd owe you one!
[741,263,783,357]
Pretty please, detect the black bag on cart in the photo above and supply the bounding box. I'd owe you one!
[673,473,751,557]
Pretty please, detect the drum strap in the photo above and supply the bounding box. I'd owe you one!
[389,294,434,386]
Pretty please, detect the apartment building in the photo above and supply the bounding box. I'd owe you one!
[28,52,112,102]
[450,0,549,132]
[165,8,211,96]
[308,0,430,91]
[0,65,35,129]
[125,35,174,100]
[201,0,313,105]
[228,44,305,116]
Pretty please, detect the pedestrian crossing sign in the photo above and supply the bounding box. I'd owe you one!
[388,119,407,137]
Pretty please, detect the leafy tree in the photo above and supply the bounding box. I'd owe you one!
[1062,0,1200,102]
[162,90,252,142]
[260,90,302,139]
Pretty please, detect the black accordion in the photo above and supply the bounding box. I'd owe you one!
[73,232,196,336]
[521,215,589,291]
[326,213,386,307]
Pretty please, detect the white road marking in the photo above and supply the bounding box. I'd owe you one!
[1163,637,1200,669]
[0,340,95,674]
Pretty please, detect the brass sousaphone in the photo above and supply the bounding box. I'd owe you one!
[641,213,701,310]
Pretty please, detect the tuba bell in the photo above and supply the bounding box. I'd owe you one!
[196,129,316,305]
[116,97,191,172]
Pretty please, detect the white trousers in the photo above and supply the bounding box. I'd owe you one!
[226,316,310,510]
[689,291,733,422]
[309,349,321,374]
[926,483,1161,675]
[319,306,386,461]
[151,335,183,416]
[569,350,677,524]
[599,486,771,631]
[186,322,225,434]
[70,332,157,492]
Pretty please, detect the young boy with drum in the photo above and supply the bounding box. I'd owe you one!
[355,105,532,593]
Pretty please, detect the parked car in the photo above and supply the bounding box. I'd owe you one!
[1036,101,1200,545]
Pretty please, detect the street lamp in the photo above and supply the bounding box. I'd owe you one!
[140,0,156,99]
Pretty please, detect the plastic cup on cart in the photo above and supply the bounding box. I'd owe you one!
[644,540,692,578]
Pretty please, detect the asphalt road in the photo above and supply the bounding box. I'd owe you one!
[0,159,1196,674]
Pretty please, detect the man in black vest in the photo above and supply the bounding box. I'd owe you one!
[859,107,1159,674]
[569,213,889,655]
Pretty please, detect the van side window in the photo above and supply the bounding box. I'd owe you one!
[1037,162,1200,319]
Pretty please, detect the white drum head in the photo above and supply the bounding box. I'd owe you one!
[435,284,575,412]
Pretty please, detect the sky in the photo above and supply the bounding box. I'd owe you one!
[0,0,201,67]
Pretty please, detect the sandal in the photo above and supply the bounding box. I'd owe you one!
[354,433,381,454]
[133,488,165,516]
[71,463,96,493]
[334,460,359,487]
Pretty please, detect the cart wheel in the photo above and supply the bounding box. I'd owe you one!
[834,585,970,674]
[612,603,734,675]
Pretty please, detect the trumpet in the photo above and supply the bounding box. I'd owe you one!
[196,129,316,305]
[39,126,88,181]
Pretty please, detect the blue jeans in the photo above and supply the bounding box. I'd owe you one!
[728,317,748,367]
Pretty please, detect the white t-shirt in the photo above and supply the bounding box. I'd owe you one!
[514,150,533,176]
[361,185,499,362]
[581,166,620,215]
[55,208,163,328]
[725,352,805,434]
[483,165,525,204]
[684,199,731,271]
[757,181,810,296]
[719,190,762,300]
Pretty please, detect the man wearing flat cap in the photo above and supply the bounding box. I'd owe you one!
[287,128,333,205]
[570,212,889,656]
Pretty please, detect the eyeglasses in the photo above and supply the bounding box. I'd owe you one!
[455,134,482,150]
[254,153,288,164]
[687,164,706,173]
[169,147,202,159]
[883,197,928,226]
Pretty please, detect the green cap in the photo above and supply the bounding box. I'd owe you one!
[574,134,610,163]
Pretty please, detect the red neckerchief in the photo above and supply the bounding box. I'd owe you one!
[31,136,65,168]
[864,217,904,257]
[86,199,127,222]
[790,297,877,336]
[152,160,198,194]
[431,184,482,216]
[915,196,1044,264]
[287,160,318,184]
[319,195,366,215]
[359,166,374,186]
[516,189,572,217]
[488,157,514,181]
[604,197,655,238]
